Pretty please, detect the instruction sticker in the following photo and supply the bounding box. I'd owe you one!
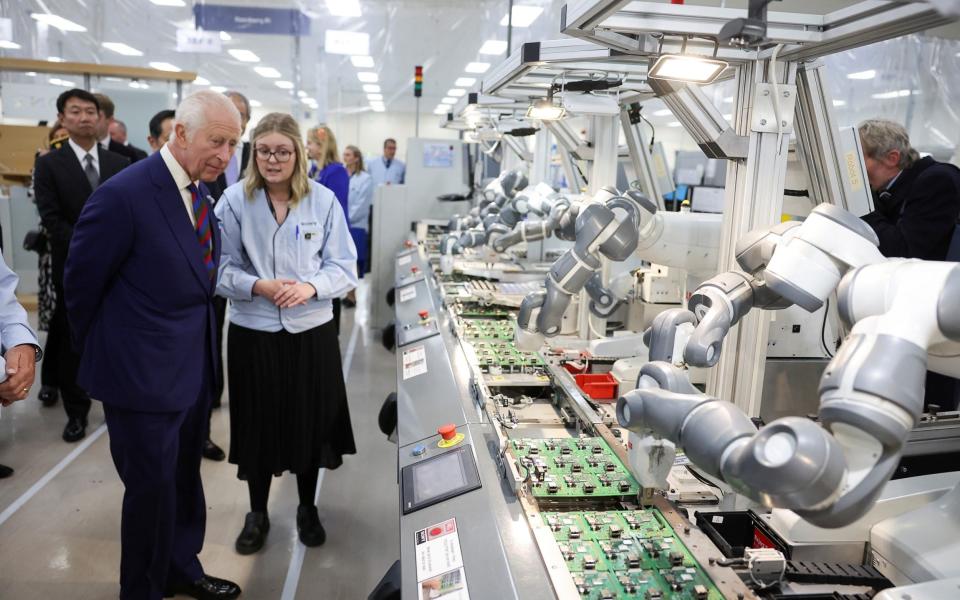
[398,254,412,266]
[402,345,428,380]
[415,518,470,599]
[399,286,418,303]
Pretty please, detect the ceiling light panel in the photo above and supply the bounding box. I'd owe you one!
[150,0,186,6]
[363,84,381,93]
[192,76,210,85]
[479,40,508,55]
[31,13,86,32]
[275,81,294,89]
[447,88,466,97]
[357,72,378,83]
[847,69,876,80]
[249,99,263,107]
[455,77,476,87]
[350,55,374,68]
[465,62,490,74]
[254,66,282,78]
[228,49,259,62]
[367,93,383,100]
[149,61,181,71]
[102,42,143,56]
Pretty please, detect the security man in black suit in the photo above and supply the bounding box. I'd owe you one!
[109,119,149,161]
[93,93,143,164]
[34,89,130,442]
[859,118,960,411]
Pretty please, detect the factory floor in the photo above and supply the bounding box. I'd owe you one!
[0,282,400,599]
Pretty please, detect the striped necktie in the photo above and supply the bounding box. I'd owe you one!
[187,183,215,280]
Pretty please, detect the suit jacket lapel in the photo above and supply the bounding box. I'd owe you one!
[148,154,213,294]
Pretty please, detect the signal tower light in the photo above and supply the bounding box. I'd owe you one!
[414,65,423,97]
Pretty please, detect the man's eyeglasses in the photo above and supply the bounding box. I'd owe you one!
[255,147,294,163]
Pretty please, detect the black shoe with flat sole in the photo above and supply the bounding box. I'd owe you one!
[235,511,269,555]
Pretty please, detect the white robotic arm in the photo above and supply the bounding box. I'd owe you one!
[618,204,960,528]
[516,187,723,348]
[515,187,648,348]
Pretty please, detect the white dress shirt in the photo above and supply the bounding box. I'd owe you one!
[68,138,99,175]
[160,143,198,227]
[99,134,111,150]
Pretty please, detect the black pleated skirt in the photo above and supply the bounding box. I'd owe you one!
[227,320,356,478]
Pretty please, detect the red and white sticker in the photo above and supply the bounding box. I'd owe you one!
[402,345,428,380]
[415,518,470,599]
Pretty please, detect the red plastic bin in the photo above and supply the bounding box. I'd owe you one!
[573,373,618,402]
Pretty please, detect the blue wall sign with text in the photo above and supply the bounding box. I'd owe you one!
[194,5,310,36]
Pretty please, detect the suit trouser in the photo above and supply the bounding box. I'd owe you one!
[49,291,90,420]
[103,387,210,600]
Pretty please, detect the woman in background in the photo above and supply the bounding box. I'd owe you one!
[215,113,358,555]
[342,145,372,307]
[306,124,351,327]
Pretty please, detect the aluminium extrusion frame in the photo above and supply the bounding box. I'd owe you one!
[560,1,954,62]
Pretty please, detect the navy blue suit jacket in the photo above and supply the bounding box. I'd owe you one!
[64,151,221,413]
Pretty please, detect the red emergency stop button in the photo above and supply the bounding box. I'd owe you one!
[438,423,457,441]
[411,266,419,273]
[404,240,414,248]
[418,310,429,319]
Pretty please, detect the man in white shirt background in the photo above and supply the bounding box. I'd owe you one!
[368,137,406,186]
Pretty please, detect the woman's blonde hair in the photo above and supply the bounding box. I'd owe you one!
[245,112,310,204]
[307,124,340,169]
[344,144,365,174]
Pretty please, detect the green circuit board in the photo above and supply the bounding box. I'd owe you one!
[471,341,545,374]
[543,509,723,600]
[511,437,640,500]
[452,301,515,319]
[460,318,515,340]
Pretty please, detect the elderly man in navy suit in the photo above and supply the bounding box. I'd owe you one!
[65,90,242,600]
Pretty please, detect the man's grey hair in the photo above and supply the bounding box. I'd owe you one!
[223,90,251,118]
[174,90,241,140]
[858,118,920,169]
[114,120,127,133]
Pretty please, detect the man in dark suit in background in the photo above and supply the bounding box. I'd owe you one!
[109,119,149,161]
[65,90,242,600]
[859,118,960,412]
[147,109,176,153]
[34,88,129,443]
[93,93,143,163]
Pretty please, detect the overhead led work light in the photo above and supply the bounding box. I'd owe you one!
[526,89,565,121]
[648,54,728,84]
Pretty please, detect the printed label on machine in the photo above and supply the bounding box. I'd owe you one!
[399,286,418,303]
[415,518,470,599]
[398,254,412,266]
[402,345,428,380]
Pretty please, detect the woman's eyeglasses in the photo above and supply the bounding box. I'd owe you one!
[255,147,294,163]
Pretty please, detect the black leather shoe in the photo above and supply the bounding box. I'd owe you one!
[38,386,59,407]
[164,575,241,599]
[235,511,269,555]
[62,417,87,443]
[202,439,225,461]
[296,505,326,547]
[0,463,13,479]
